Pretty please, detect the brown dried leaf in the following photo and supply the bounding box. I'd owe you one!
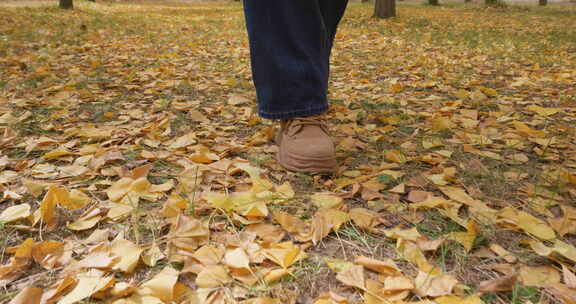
[478,274,517,293]
[9,286,43,304]
[354,256,400,276]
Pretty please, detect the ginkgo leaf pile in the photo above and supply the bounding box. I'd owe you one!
[1,1,576,304]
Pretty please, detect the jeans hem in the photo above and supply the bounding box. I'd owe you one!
[259,105,329,120]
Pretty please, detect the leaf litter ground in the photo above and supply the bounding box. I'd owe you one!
[0,2,576,304]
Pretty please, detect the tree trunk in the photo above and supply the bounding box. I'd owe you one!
[59,0,73,9]
[539,0,547,5]
[429,0,439,5]
[374,0,396,19]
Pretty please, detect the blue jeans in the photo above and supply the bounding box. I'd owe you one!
[243,0,349,119]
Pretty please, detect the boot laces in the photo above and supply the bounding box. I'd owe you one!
[282,116,328,137]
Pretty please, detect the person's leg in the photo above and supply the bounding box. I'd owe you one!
[318,0,349,65]
[243,0,329,120]
[243,0,348,173]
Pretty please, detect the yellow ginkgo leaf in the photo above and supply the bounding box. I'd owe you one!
[106,177,134,202]
[57,270,115,304]
[517,211,556,240]
[383,226,421,242]
[32,241,66,270]
[414,271,458,297]
[67,189,91,209]
[110,239,143,273]
[193,245,224,266]
[262,242,305,269]
[312,209,349,244]
[142,244,165,267]
[435,295,485,304]
[397,239,439,275]
[204,192,234,211]
[431,116,455,131]
[9,286,43,304]
[519,265,560,287]
[40,186,69,225]
[42,148,74,160]
[325,258,353,274]
[448,220,478,252]
[168,133,197,150]
[382,275,414,292]
[224,248,250,269]
[67,214,102,231]
[76,245,118,269]
[354,256,400,276]
[336,264,365,290]
[195,265,231,288]
[310,193,343,210]
[526,105,560,117]
[276,182,295,199]
[137,266,180,302]
[0,204,31,223]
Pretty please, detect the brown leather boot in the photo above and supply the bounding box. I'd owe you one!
[276,116,337,174]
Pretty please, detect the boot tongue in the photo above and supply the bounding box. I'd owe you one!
[286,123,304,137]
[284,117,327,137]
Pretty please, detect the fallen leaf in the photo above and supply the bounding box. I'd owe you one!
[563,264,576,289]
[224,248,250,269]
[478,274,517,293]
[76,246,118,269]
[9,286,43,304]
[326,258,353,274]
[168,133,197,150]
[312,209,349,244]
[228,95,250,105]
[32,241,67,269]
[354,256,400,276]
[448,220,478,252]
[142,244,165,267]
[57,270,114,304]
[0,204,31,223]
[137,266,179,301]
[311,193,344,209]
[382,275,414,292]
[111,239,143,273]
[336,264,365,290]
[313,291,348,304]
[40,186,66,226]
[262,242,305,269]
[192,245,224,266]
[414,271,458,297]
[519,265,560,287]
[383,226,421,242]
[435,295,485,304]
[526,105,560,116]
[195,265,231,288]
[489,243,517,263]
[397,239,438,274]
[517,211,556,240]
[349,208,380,231]
[546,283,576,304]
[168,215,210,254]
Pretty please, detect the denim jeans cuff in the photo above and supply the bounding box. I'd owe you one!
[259,105,329,120]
